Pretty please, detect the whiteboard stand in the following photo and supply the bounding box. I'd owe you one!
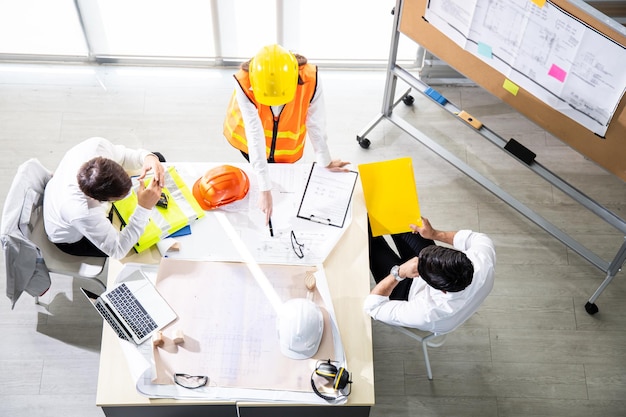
[357,0,626,315]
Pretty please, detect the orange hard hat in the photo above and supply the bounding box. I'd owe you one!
[192,165,250,210]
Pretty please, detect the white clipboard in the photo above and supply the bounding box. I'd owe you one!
[296,162,358,228]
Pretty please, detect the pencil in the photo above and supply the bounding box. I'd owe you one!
[268,218,274,237]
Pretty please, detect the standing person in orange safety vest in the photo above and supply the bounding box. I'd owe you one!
[223,44,350,225]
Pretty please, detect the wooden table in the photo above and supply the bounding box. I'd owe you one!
[95,166,374,417]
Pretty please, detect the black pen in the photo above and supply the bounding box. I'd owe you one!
[268,218,274,237]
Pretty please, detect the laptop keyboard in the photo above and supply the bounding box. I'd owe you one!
[95,301,130,341]
[107,283,158,340]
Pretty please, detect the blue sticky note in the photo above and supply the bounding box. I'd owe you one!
[477,42,493,59]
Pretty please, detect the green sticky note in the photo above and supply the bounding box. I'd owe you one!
[503,79,519,96]
[477,42,493,59]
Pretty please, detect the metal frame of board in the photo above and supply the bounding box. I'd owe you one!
[357,0,626,315]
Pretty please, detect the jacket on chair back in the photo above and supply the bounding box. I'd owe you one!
[1,158,52,309]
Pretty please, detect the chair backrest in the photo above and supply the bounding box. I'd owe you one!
[1,158,51,237]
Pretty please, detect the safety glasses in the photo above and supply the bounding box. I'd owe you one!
[173,373,208,389]
[291,230,304,259]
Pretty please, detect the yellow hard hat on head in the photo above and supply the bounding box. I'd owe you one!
[249,44,298,106]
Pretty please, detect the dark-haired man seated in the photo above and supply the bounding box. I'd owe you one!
[364,217,496,333]
[44,137,164,259]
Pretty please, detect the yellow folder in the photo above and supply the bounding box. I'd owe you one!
[358,157,422,237]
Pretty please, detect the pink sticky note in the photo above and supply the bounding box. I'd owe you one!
[548,64,567,82]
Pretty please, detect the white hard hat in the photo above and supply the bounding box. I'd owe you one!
[277,298,324,360]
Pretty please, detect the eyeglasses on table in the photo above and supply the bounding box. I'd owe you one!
[174,373,208,389]
[291,230,305,259]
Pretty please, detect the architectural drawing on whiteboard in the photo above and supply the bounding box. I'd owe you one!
[425,0,626,136]
[482,0,527,50]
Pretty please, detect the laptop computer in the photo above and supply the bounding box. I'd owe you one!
[81,269,177,344]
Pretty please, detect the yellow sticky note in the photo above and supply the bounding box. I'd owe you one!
[358,157,422,237]
[531,0,546,7]
[503,79,519,96]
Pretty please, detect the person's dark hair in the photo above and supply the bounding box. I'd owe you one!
[417,246,474,292]
[77,157,132,201]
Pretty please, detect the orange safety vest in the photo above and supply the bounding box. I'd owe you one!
[223,63,318,163]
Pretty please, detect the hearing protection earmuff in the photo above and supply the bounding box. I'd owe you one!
[310,359,352,401]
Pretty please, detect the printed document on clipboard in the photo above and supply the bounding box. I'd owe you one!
[296,162,358,228]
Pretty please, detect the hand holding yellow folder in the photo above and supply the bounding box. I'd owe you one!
[358,157,422,237]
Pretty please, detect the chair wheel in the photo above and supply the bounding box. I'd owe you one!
[357,136,371,149]
[585,302,599,315]
[402,94,415,106]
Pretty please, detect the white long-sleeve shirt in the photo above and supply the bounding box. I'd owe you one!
[363,230,496,333]
[43,137,152,259]
[235,76,332,191]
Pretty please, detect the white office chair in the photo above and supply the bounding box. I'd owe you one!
[385,277,493,380]
[1,158,107,309]
[387,325,448,380]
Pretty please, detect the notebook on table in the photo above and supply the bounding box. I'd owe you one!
[81,269,177,344]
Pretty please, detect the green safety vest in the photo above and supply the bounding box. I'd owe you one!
[112,166,204,253]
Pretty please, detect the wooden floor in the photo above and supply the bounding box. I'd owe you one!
[1,63,625,416]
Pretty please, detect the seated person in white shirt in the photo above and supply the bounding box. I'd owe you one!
[43,137,165,259]
[363,217,496,333]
